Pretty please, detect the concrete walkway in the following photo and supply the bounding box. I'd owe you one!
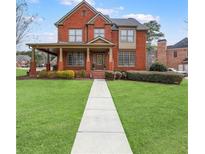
[71,79,133,154]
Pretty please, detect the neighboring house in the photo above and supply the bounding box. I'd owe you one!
[157,38,188,72]
[16,55,31,67]
[27,0,148,77]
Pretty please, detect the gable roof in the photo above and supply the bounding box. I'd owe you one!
[55,0,98,26]
[54,1,148,31]
[87,12,112,24]
[87,36,114,45]
[110,18,148,30]
[167,37,188,49]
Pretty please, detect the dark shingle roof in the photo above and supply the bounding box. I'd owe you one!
[167,37,188,49]
[110,18,148,30]
[16,55,31,62]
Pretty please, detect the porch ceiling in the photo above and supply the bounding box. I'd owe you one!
[26,42,114,48]
[26,42,114,55]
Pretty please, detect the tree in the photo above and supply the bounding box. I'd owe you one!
[16,0,36,46]
[144,20,164,50]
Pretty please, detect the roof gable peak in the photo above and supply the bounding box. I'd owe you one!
[55,0,98,26]
[87,12,112,24]
[87,36,113,45]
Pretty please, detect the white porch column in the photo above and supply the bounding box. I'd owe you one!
[109,47,113,62]
[31,47,35,62]
[30,47,37,77]
[87,48,90,62]
[59,48,63,62]
[46,53,50,71]
[58,48,63,71]
[109,47,113,70]
[86,48,91,73]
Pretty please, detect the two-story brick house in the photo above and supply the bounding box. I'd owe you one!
[27,0,148,78]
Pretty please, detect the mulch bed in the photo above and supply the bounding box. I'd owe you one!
[16,76,93,80]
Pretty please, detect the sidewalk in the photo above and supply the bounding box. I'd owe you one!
[71,79,133,154]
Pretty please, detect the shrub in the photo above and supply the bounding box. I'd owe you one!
[47,71,57,79]
[127,71,184,84]
[121,71,127,79]
[105,71,115,80]
[79,70,86,78]
[38,70,47,78]
[53,65,57,71]
[115,71,122,80]
[56,70,75,79]
[149,62,167,72]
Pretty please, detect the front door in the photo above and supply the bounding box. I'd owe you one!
[93,53,105,70]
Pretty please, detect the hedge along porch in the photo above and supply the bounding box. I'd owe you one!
[27,37,115,77]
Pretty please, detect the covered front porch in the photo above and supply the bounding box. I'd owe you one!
[26,41,114,77]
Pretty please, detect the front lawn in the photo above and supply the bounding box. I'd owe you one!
[16,80,92,154]
[107,80,188,154]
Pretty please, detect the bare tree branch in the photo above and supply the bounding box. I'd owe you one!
[16,0,36,45]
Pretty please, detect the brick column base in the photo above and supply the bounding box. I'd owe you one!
[108,61,113,71]
[86,61,91,77]
[58,61,63,71]
[46,63,51,71]
[29,62,37,77]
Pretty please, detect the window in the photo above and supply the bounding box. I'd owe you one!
[120,30,134,43]
[67,52,84,66]
[69,29,82,42]
[174,51,177,58]
[81,10,87,16]
[118,51,135,66]
[94,29,104,38]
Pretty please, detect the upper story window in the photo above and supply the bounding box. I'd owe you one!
[174,51,177,58]
[120,30,134,43]
[69,29,82,42]
[94,29,104,38]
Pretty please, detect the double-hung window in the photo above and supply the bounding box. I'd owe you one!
[94,29,104,38]
[120,30,134,43]
[118,51,135,67]
[174,51,177,58]
[67,52,84,66]
[69,29,82,42]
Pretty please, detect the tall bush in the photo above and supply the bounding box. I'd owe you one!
[56,70,75,79]
[149,62,167,72]
[127,71,184,84]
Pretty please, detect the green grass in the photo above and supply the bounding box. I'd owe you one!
[17,80,92,154]
[16,69,28,77]
[107,80,188,154]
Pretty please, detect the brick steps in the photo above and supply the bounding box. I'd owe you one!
[91,71,105,79]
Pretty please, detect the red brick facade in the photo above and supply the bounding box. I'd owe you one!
[28,1,147,77]
[56,3,147,72]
